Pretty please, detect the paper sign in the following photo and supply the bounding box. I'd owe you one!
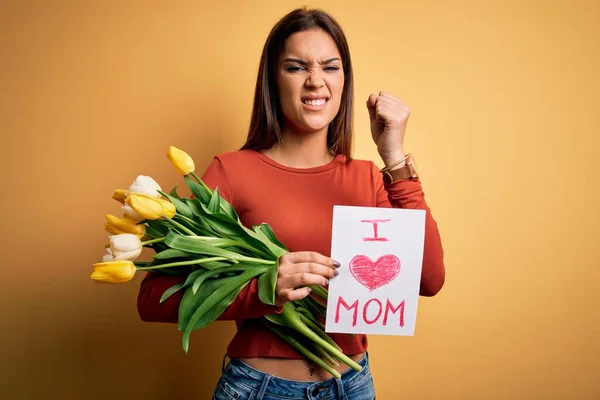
[325,205,426,336]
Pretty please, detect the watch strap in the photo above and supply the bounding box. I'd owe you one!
[383,163,418,183]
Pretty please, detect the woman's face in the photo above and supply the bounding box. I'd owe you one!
[276,29,344,136]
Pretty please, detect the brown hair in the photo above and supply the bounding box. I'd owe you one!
[241,7,354,160]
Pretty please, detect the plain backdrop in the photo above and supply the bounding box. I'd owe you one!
[1,0,599,399]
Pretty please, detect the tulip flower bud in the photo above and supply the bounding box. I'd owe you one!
[122,204,143,222]
[128,175,162,198]
[125,193,164,220]
[112,189,128,204]
[91,260,136,283]
[158,198,176,219]
[105,214,146,237]
[109,233,142,261]
[167,146,195,175]
[102,247,114,262]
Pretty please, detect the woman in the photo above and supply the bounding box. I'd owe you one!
[137,7,445,400]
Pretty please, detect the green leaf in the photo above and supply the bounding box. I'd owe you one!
[198,260,233,269]
[218,196,239,221]
[180,265,270,353]
[169,186,180,198]
[192,264,247,294]
[254,223,288,251]
[250,226,288,258]
[184,198,202,215]
[158,190,193,219]
[185,176,212,204]
[194,204,244,235]
[145,220,170,237]
[153,249,191,260]
[207,188,221,214]
[160,269,206,303]
[165,231,241,260]
[257,260,279,305]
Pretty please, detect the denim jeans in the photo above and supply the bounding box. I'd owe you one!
[212,353,376,400]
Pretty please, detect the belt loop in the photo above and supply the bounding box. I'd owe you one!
[254,374,271,400]
[221,353,229,373]
[334,377,347,400]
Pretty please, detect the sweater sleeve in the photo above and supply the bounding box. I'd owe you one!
[372,163,446,296]
[137,157,283,324]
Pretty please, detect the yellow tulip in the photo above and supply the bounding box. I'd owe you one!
[91,260,136,283]
[158,198,176,218]
[125,193,164,220]
[105,214,146,237]
[112,189,127,204]
[167,146,195,175]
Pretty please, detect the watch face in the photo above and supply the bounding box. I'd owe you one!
[409,154,419,177]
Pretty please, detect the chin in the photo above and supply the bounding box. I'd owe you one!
[299,121,331,133]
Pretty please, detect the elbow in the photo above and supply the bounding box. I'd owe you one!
[136,281,161,323]
[137,294,154,323]
[419,268,446,297]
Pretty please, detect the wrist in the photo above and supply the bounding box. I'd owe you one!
[379,149,406,171]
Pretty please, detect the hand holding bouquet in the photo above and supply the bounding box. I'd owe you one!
[91,146,361,378]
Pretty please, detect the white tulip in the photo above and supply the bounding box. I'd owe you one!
[102,247,114,262]
[122,204,143,222]
[128,175,162,198]
[109,233,142,261]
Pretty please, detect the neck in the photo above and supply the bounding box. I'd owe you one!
[264,126,334,168]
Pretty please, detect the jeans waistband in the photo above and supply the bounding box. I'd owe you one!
[224,352,370,387]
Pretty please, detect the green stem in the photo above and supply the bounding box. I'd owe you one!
[303,295,326,318]
[141,237,165,246]
[164,217,196,236]
[261,320,341,379]
[284,310,362,372]
[136,257,227,271]
[236,255,274,265]
[175,214,210,231]
[315,345,340,368]
[309,285,328,301]
[296,308,327,334]
[191,172,213,193]
[298,313,341,351]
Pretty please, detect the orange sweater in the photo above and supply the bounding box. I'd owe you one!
[137,150,445,358]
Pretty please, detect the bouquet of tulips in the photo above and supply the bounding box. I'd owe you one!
[91,146,361,378]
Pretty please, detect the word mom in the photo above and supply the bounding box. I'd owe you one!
[334,296,405,327]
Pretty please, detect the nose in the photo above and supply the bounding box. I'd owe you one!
[305,70,325,88]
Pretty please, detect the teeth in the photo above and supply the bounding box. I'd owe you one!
[304,99,327,106]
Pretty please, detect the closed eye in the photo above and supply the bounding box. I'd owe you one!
[286,65,340,73]
[286,66,305,72]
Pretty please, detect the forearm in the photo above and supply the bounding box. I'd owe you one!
[385,180,446,296]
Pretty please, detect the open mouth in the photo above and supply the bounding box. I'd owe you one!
[302,97,329,107]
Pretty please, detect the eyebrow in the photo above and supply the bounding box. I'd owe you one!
[281,57,341,65]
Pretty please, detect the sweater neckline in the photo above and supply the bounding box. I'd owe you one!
[253,150,346,173]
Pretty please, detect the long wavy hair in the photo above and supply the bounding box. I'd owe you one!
[240,8,354,159]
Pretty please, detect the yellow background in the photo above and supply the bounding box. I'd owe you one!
[2,0,598,399]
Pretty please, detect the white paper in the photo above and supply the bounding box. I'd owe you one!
[325,205,426,336]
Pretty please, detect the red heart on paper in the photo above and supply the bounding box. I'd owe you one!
[349,254,400,291]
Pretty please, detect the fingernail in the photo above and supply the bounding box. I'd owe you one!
[332,260,341,268]
[334,269,339,277]
[324,279,329,286]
